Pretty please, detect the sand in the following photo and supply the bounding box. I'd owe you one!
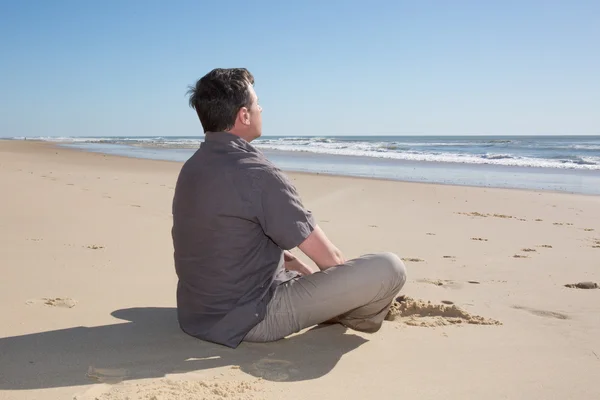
[1,139,600,399]
[385,296,502,326]
[75,375,266,400]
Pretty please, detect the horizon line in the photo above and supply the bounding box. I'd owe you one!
[2,133,600,139]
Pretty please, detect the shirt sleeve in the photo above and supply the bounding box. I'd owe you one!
[254,167,316,250]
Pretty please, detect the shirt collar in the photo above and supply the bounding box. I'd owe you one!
[204,131,260,153]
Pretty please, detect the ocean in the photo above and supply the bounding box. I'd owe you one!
[11,135,600,195]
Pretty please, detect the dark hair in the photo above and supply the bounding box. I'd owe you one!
[187,68,255,132]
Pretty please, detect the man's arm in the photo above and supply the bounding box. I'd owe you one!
[252,167,342,270]
[297,225,345,270]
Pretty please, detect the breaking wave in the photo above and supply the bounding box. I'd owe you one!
[13,135,600,170]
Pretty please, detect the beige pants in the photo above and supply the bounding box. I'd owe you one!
[244,252,407,342]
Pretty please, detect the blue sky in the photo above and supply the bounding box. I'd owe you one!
[1,0,599,137]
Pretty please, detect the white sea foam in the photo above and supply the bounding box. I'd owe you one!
[253,140,600,170]
[13,135,600,170]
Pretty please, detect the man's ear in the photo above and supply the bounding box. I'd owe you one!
[237,107,251,126]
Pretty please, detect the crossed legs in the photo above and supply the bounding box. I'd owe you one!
[244,252,407,342]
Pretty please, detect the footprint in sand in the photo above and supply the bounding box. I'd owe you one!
[426,232,436,236]
[76,376,264,399]
[246,359,300,382]
[86,245,104,250]
[442,255,456,259]
[513,254,529,259]
[583,228,595,232]
[86,366,129,384]
[471,237,488,242]
[564,282,599,289]
[417,279,463,289]
[458,211,487,217]
[26,297,77,308]
[537,244,553,249]
[418,278,451,286]
[457,212,526,221]
[512,305,568,320]
[385,295,501,326]
[402,257,424,263]
[493,214,513,219]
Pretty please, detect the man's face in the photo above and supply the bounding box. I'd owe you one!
[246,84,262,140]
[231,83,263,141]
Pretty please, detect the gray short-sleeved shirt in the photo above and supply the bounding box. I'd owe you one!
[171,131,316,348]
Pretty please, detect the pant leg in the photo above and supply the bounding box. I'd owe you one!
[244,252,407,343]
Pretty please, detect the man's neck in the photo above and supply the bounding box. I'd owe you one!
[226,129,254,143]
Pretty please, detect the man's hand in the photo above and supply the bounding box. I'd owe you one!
[284,251,315,276]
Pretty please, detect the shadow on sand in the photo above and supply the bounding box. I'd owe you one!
[0,307,367,390]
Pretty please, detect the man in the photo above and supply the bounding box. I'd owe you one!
[172,68,407,349]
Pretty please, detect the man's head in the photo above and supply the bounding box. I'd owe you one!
[187,68,262,142]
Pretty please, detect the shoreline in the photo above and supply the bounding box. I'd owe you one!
[3,139,599,197]
[7,134,600,171]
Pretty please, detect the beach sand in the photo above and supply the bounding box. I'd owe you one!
[1,139,599,400]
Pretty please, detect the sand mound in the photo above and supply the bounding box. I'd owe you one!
[75,377,265,400]
[386,296,501,327]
